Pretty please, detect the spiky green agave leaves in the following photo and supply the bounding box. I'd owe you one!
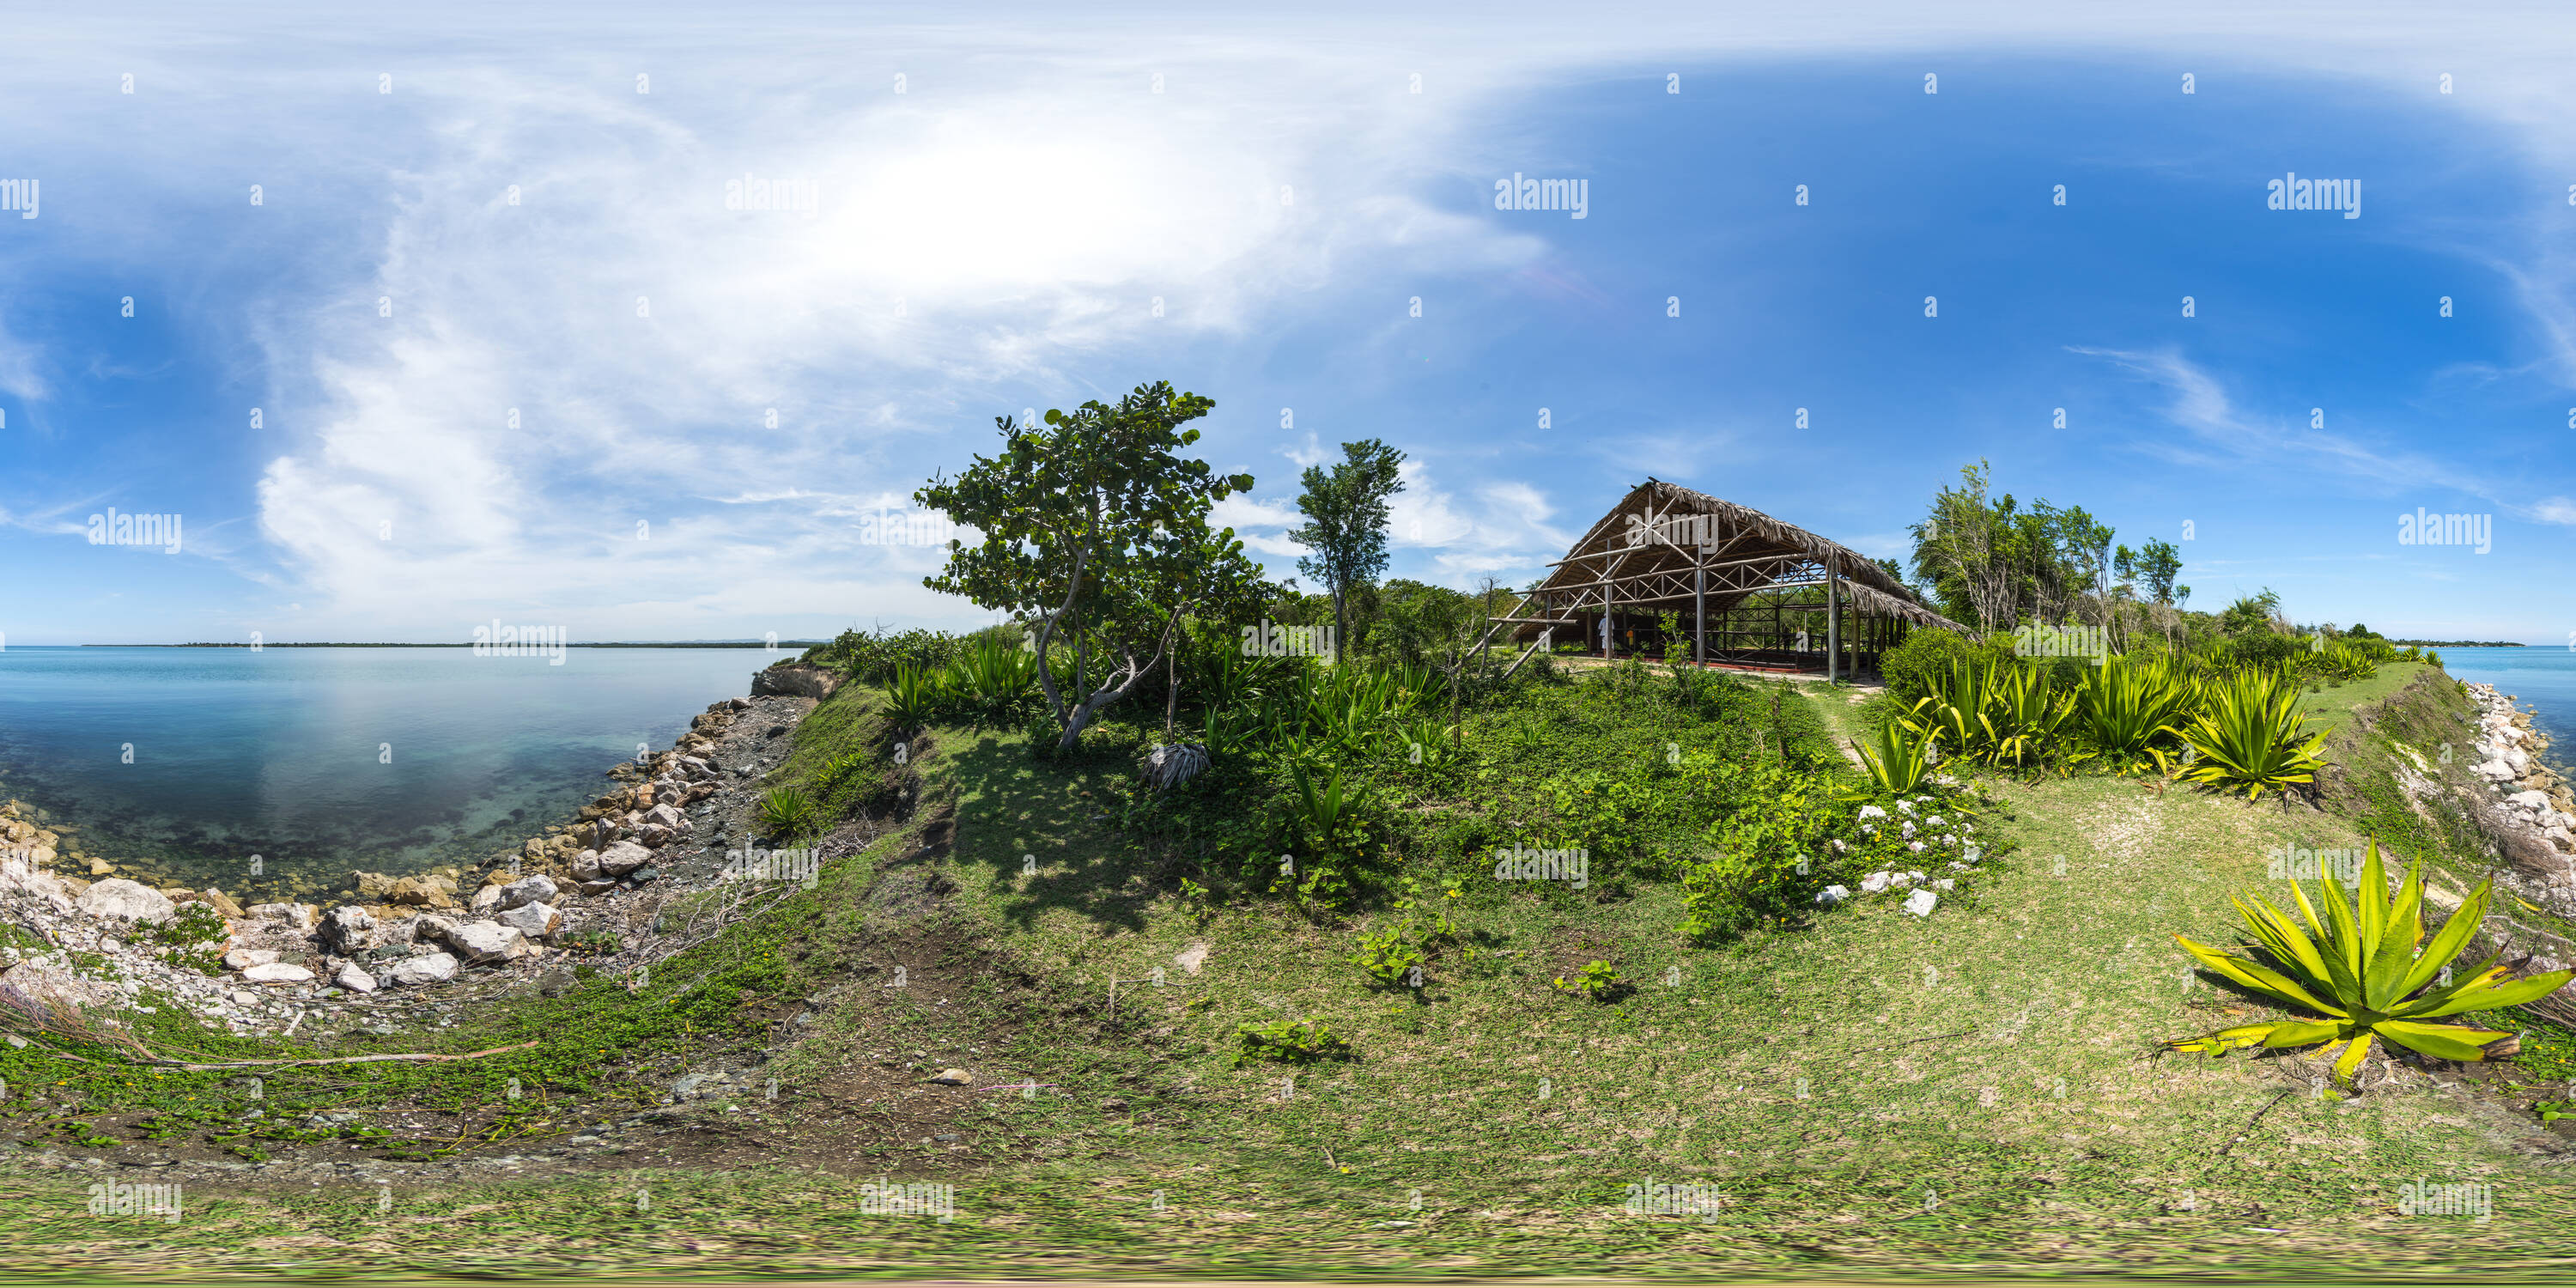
[2164,668,2326,799]
[2169,841,2573,1083]
[1852,716,1937,794]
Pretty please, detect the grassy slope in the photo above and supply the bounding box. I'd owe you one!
[5,664,2573,1278]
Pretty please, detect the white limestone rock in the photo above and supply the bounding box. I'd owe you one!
[442,920,526,964]
[76,878,174,923]
[496,874,559,911]
[384,952,459,987]
[496,902,563,938]
[595,841,653,877]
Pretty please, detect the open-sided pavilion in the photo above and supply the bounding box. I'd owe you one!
[1491,479,1969,679]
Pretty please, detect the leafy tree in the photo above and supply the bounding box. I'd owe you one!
[2217,589,2286,638]
[2132,538,2183,605]
[1911,461,2136,636]
[1289,439,1407,663]
[916,381,1258,752]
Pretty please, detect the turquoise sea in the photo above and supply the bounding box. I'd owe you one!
[2423,647,2576,770]
[0,647,768,901]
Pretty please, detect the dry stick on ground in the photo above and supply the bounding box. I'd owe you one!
[625,882,799,1005]
[140,1041,542,1072]
[2213,1088,2298,1159]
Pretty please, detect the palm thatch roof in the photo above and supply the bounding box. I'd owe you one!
[1504,478,1968,638]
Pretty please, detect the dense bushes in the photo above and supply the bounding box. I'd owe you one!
[1881,628,1983,705]
[805,627,970,684]
[1122,647,1862,945]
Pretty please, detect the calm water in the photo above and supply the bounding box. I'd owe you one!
[2430,647,2576,770]
[0,647,769,901]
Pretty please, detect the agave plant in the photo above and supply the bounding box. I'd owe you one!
[1906,659,2077,769]
[1200,702,1256,758]
[946,634,1038,718]
[883,663,945,729]
[1398,717,1461,769]
[2074,655,2194,762]
[1144,741,1210,791]
[2321,641,2379,682]
[2171,841,2572,1083]
[1979,662,2081,769]
[2166,669,2325,799]
[1900,690,1977,762]
[756,785,820,839]
[1287,761,1362,847]
[1852,717,1938,793]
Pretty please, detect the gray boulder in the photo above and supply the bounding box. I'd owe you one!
[750,664,840,701]
[76,878,174,923]
[496,901,562,938]
[496,875,559,911]
[442,920,526,964]
[383,952,459,987]
[334,962,378,993]
[595,841,653,877]
[320,905,379,952]
[406,914,459,945]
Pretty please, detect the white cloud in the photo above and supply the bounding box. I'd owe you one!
[1212,495,1301,531]
[182,41,1543,635]
[0,308,46,402]
[16,4,2576,635]
[2073,346,2576,524]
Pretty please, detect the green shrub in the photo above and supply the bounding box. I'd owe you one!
[1230,1017,1352,1067]
[1880,629,1976,704]
[810,628,965,684]
[1552,959,1625,1001]
[141,902,231,975]
[1348,925,1425,987]
[756,786,820,838]
[2228,631,2303,671]
[1678,766,1846,940]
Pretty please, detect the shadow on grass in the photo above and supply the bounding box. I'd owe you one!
[936,720,1171,935]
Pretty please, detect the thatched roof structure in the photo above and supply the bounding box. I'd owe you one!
[1500,479,1967,654]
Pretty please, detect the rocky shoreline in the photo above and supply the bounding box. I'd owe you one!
[2459,681,2576,915]
[0,678,829,1042]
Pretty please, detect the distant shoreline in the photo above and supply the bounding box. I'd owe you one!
[73,641,834,649]
[2395,641,2527,648]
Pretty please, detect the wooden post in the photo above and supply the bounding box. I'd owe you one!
[1694,543,1706,667]
[1826,556,1840,683]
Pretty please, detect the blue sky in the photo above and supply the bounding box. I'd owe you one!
[3,3,2573,645]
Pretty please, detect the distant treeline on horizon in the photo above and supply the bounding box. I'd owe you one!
[93,641,835,649]
[2392,640,2525,648]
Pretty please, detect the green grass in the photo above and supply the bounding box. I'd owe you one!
[2295,659,2431,735]
[5,659,2573,1276]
